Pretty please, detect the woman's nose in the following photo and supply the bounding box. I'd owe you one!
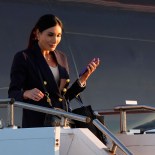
[52,36,57,44]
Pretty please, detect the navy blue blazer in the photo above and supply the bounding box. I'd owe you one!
[8,43,85,127]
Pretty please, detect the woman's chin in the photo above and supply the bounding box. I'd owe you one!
[50,47,56,51]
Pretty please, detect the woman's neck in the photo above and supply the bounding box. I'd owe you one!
[42,50,50,57]
[42,50,57,67]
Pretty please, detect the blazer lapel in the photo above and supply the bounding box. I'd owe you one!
[54,51,70,92]
[31,43,70,96]
[58,65,70,92]
[33,45,59,94]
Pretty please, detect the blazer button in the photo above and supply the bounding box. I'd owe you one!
[59,98,63,102]
[66,79,70,83]
[63,88,67,92]
[44,81,47,85]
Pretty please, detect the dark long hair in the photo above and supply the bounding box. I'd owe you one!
[28,14,63,49]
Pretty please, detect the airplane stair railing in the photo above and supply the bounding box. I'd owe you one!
[0,98,133,155]
[114,105,155,133]
[0,98,91,128]
[93,119,133,155]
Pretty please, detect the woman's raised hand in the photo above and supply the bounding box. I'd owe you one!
[79,58,100,85]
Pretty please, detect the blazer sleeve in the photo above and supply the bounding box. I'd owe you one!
[8,52,28,101]
[65,79,86,101]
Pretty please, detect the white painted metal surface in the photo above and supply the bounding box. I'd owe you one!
[60,128,109,155]
[1,119,155,155]
[0,127,60,155]
[116,133,155,155]
[0,127,110,155]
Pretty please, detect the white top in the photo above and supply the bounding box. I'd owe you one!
[49,66,59,84]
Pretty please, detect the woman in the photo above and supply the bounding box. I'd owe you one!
[8,14,100,128]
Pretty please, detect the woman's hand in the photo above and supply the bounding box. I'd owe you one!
[23,88,44,101]
[79,58,100,85]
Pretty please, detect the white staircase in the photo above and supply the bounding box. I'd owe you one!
[0,127,110,155]
[116,133,155,155]
[60,128,109,155]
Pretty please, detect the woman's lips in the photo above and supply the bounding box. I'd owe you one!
[50,44,56,48]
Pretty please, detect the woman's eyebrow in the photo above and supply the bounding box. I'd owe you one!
[48,32,54,34]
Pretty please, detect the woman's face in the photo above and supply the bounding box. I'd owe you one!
[37,24,62,52]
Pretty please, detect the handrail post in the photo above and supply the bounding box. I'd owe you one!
[93,119,133,155]
[60,116,73,127]
[120,110,127,133]
[110,143,117,154]
[7,98,15,127]
[60,116,68,127]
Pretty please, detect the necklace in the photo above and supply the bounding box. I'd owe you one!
[44,55,50,61]
[46,56,50,61]
[43,52,52,61]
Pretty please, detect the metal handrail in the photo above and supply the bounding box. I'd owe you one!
[114,105,155,111]
[96,109,155,115]
[96,105,155,133]
[0,98,14,102]
[0,98,91,127]
[93,119,133,155]
[14,101,91,123]
[114,105,155,133]
[0,98,133,155]
[95,105,155,154]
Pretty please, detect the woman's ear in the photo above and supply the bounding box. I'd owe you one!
[35,29,40,40]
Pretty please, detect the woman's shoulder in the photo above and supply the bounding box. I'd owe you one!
[14,48,31,59]
[11,49,30,67]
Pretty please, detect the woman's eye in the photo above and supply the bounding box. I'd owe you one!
[48,33,61,37]
[57,34,62,37]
